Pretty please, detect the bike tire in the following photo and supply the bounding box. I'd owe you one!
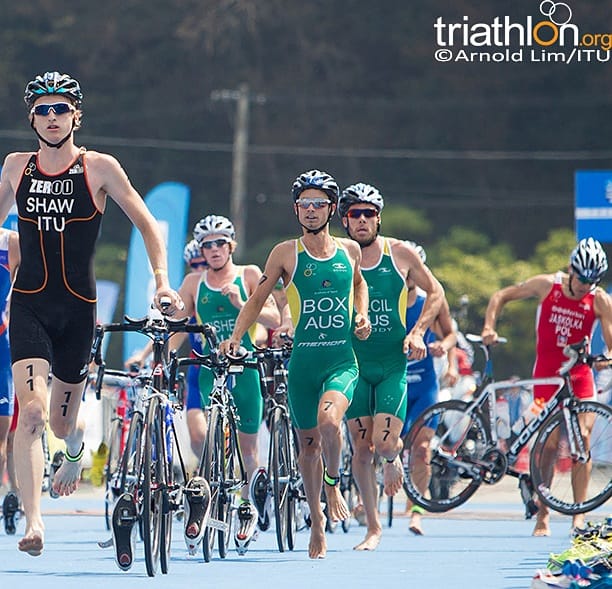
[202,405,222,563]
[403,400,490,513]
[104,417,123,530]
[143,396,164,577]
[285,423,300,550]
[159,405,174,575]
[271,408,290,552]
[530,400,612,515]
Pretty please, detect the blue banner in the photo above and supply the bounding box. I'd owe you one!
[123,182,190,362]
[575,171,612,243]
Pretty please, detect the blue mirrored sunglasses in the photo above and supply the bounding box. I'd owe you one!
[201,238,231,249]
[30,103,75,116]
[295,198,332,210]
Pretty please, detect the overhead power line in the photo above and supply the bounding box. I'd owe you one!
[1,129,611,161]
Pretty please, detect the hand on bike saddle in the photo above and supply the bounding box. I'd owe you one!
[480,326,499,346]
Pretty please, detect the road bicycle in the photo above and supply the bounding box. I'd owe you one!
[402,335,612,516]
[91,305,200,576]
[173,323,249,561]
[252,341,306,551]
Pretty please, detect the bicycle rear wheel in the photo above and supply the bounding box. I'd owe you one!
[142,396,165,577]
[159,405,174,574]
[339,419,357,533]
[403,400,490,512]
[530,400,612,515]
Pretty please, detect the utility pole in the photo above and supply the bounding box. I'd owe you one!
[210,84,264,259]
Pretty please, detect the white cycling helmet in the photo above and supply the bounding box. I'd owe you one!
[570,237,608,282]
[183,239,203,263]
[338,183,384,218]
[193,215,235,244]
[406,240,427,263]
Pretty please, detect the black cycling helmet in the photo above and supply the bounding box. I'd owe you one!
[292,169,339,203]
[338,183,384,218]
[24,71,83,109]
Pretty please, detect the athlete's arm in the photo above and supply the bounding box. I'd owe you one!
[220,242,290,355]
[594,287,612,355]
[343,239,371,340]
[0,153,28,224]
[87,152,182,313]
[8,231,20,282]
[243,265,281,330]
[482,273,553,344]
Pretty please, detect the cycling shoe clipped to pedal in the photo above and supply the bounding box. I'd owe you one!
[235,501,258,556]
[49,450,65,499]
[183,477,212,555]
[112,492,138,571]
[249,467,271,532]
[2,492,21,535]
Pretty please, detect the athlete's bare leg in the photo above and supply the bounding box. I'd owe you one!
[186,407,206,460]
[48,377,87,497]
[318,391,350,522]
[569,411,593,533]
[0,415,10,489]
[407,426,434,535]
[373,413,404,497]
[296,427,327,559]
[349,416,382,551]
[12,359,49,556]
[237,431,258,501]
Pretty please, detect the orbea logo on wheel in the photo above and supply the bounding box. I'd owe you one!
[433,1,611,64]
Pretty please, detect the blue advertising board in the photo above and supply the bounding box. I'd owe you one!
[575,170,612,243]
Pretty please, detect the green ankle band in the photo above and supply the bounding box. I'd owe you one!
[323,468,340,486]
[410,505,425,515]
[65,442,85,463]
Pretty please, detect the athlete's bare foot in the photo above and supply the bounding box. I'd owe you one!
[409,512,424,536]
[52,458,83,497]
[353,529,382,551]
[18,527,45,556]
[571,513,585,534]
[532,511,551,537]
[324,483,350,522]
[308,518,327,559]
[383,455,404,497]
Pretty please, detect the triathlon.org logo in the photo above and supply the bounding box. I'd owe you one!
[434,1,611,64]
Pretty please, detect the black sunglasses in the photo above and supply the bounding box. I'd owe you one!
[30,103,75,116]
[346,208,378,219]
[201,238,231,249]
[190,261,207,268]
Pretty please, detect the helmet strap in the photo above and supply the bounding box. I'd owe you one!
[31,118,75,149]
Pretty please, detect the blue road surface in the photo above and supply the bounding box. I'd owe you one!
[1,481,608,589]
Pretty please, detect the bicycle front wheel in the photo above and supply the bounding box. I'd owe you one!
[143,396,165,577]
[104,417,124,530]
[270,407,291,552]
[403,400,491,512]
[202,405,222,562]
[530,400,612,515]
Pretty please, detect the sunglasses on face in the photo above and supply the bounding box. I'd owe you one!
[346,208,378,219]
[190,261,207,268]
[574,272,600,286]
[295,198,332,210]
[201,238,231,249]
[30,103,75,116]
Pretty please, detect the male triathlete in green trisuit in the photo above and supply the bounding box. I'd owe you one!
[221,170,371,559]
[339,183,444,551]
